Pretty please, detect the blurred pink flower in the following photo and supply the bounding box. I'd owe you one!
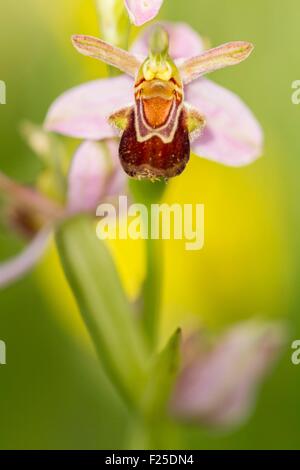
[68,139,125,213]
[0,137,125,288]
[45,22,263,167]
[170,321,284,428]
[124,0,163,26]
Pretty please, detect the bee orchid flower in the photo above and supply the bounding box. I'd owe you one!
[45,23,263,180]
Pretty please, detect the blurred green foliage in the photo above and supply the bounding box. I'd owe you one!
[0,0,300,449]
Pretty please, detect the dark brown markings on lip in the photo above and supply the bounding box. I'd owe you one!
[169,77,180,86]
[119,109,190,179]
[135,77,146,88]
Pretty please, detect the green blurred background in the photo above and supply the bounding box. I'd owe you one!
[0,0,299,449]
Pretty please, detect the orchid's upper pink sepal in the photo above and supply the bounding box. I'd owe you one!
[124,0,163,26]
[131,22,204,59]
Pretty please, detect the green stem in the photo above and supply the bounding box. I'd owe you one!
[129,179,167,350]
[125,415,183,450]
[142,223,163,349]
[96,0,130,50]
[56,215,148,409]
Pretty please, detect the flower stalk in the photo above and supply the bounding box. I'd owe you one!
[96,0,130,50]
[142,233,163,348]
[129,179,166,348]
[56,214,149,408]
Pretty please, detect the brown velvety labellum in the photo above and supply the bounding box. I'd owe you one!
[119,110,190,180]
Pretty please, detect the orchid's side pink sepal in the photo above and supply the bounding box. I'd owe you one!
[124,0,163,26]
[45,76,133,140]
[187,78,264,166]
